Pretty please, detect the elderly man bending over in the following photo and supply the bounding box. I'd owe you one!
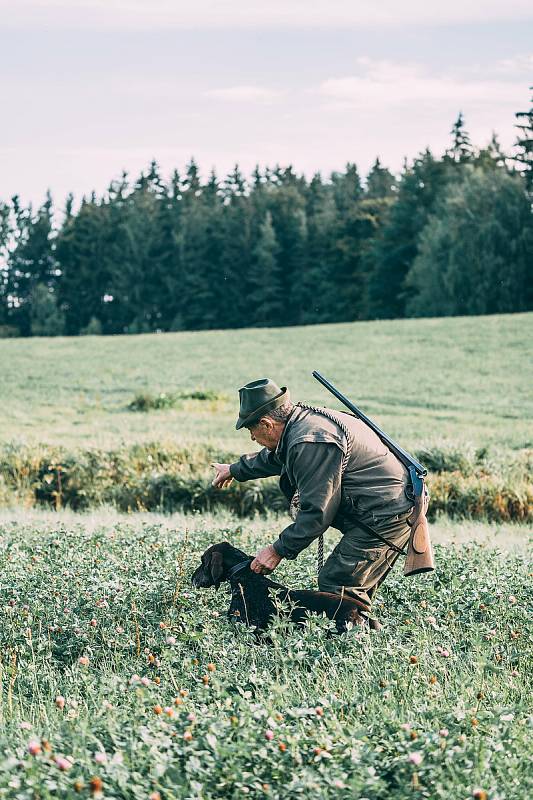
[212,378,414,618]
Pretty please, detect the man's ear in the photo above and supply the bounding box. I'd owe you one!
[258,416,273,431]
[209,551,224,590]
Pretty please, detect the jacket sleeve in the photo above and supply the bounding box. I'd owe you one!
[272,442,343,560]
[229,448,283,481]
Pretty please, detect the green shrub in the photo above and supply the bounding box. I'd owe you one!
[128,389,226,412]
[128,392,179,411]
[180,389,225,402]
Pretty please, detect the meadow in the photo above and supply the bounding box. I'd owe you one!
[0,511,530,800]
[1,312,532,451]
[1,313,532,522]
[0,314,531,798]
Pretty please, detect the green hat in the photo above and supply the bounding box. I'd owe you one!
[235,378,289,430]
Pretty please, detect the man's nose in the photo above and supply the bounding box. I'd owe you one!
[250,431,256,441]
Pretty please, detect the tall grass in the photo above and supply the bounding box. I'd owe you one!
[1,442,531,523]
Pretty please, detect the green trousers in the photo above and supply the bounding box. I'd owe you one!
[318,512,412,611]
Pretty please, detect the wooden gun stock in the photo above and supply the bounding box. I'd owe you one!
[404,490,434,576]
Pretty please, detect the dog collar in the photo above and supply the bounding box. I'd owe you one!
[227,558,253,579]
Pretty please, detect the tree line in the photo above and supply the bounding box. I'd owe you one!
[0,102,532,338]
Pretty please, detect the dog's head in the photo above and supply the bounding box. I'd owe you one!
[191,541,249,590]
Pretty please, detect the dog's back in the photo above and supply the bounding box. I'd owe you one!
[283,588,367,631]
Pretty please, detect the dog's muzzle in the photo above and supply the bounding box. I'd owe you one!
[191,566,212,588]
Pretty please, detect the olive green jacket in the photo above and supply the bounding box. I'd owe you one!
[229,405,413,560]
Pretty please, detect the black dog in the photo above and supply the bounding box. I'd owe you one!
[191,541,374,633]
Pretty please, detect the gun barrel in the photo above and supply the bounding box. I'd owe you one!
[312,371,427,477]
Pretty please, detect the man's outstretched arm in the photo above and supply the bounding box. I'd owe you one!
[211,449,283,488]
[230,448,283,481]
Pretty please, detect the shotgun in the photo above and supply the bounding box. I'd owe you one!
[312,371,434,577]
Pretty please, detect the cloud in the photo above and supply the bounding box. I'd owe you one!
[316,58,529,112]
[2,0,532,30]
[205,85,284,103]
[493,54,533,74]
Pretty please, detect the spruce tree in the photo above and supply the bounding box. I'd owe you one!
[366,150,448,319]
[331,163,362,214]
[164,168,185,329]
[267,179,308,325]
[299,174,336,324]
[150,173,182,331]
[365,158,397,199]
[182,159,201,204]
[223,164,247,199]
[514,88,533,191]
[475,133,508,172]
[0,202,9,252]
[217,166,252,328]
[248,211,283,326]
[446,112,473,163]
[0,201,12,328]
[100,161,175,333]
[180,170,224,330]
[327,164,370,320]
[5,193,57,335]
[30,283,65,336]
[56,196,112,335]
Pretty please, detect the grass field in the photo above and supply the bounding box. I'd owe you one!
[0,511,531,799]
[1,312,532,452]
[0,315,531,797]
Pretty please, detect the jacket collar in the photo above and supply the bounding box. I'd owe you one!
[275,404,302,460]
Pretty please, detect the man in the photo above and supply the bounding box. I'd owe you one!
[211,378,414,615]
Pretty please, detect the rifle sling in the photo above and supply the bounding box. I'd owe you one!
[349,472,428,557]
[348,516,408,556]
[351,474,427,558]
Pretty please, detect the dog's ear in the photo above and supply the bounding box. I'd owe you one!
[209,551,224,590]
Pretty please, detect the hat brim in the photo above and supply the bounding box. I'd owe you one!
[235,387,289,430]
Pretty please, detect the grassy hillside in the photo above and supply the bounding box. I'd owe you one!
[1,313,532,452]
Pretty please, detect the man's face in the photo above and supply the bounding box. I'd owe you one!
[247,417,283,451]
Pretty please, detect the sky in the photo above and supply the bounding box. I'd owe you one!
[0,0,532,209]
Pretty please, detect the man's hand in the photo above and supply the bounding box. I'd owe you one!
[251,544,282,575]
[211,463,234,489]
